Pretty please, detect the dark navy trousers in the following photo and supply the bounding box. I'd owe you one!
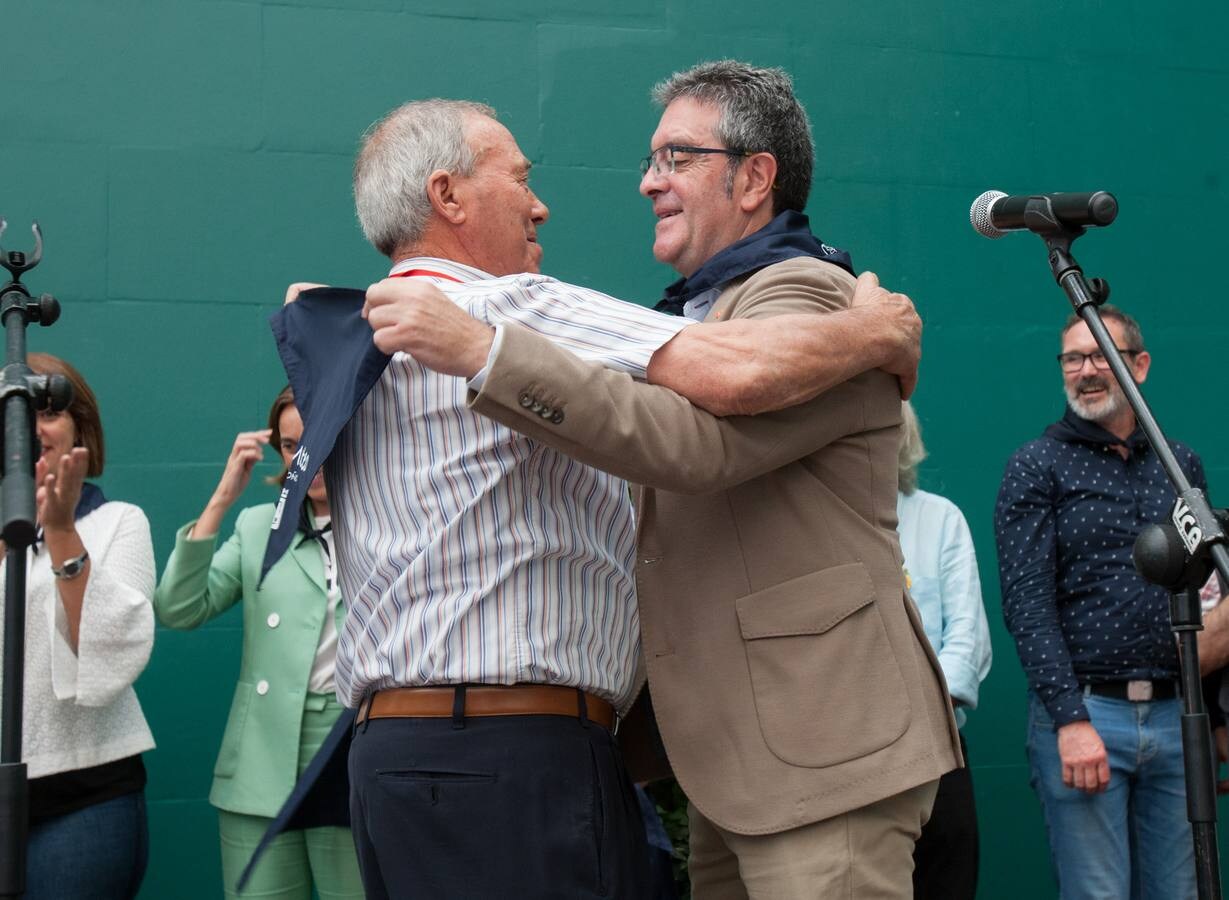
[348,712,650,899]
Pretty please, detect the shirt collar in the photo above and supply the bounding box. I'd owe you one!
[389,257,493,283]
[1044,405,1149,454]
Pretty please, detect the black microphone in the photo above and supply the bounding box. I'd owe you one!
[970,190,1118,239]
[1134,523,1201,591]
[1132,510,1229,591]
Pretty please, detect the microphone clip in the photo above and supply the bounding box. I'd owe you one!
[0,219,43,284]
[1041,228,1110,311]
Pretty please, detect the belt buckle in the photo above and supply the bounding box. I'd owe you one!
[1127,680,1154,702]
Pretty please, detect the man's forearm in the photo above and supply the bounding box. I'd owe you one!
[1200,601,1229,674]
[646,306,899,417]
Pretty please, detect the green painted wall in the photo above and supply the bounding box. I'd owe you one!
[2,1,1228,897]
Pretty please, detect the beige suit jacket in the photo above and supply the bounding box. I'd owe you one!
[469,257,961,835]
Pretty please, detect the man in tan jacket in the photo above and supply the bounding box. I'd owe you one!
[360,63,961,898]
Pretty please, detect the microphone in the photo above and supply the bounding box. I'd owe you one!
[1133,508,1229,591]
[1134,523,1201,591]
[970,190,1118,239]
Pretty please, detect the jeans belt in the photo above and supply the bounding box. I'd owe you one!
[1083,679,1179,702]
[357,684,616,731]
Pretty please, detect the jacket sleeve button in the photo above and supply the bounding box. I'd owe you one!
[256,680,270,696]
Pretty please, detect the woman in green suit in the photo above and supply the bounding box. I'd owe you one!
[153,387,362,900]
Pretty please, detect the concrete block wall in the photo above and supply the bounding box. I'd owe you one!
[2,1,1227,895]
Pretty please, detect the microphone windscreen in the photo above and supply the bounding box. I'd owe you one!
[1133,523,1190,590]
[970,190,1008,239]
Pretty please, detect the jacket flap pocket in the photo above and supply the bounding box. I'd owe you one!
[736,563,875,639]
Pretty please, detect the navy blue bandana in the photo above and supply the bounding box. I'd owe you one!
[654,210,854,316]
[260,287,390,584]
[33,482,106,553]
[75,482,106,520]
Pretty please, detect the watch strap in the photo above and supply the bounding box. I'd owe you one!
[51,549,90,580]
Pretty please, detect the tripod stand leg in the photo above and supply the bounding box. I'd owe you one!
[1174,589,1223,900]
[1181,713,1222,899]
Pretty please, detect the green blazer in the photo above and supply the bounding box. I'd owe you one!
[153,503,344,818]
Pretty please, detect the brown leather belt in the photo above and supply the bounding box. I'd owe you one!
[357,684,616,731]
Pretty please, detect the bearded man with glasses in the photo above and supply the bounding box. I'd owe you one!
[995,305,1204,900]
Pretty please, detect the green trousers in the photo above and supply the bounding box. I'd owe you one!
[218,693,363,899]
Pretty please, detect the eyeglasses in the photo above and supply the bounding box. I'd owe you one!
[639,144,750,176]
[1056,348,1141,372]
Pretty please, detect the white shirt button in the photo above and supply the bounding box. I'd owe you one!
[267,613,280,628]
[256,680,269,696]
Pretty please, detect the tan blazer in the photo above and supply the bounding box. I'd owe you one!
[469,257,961,835]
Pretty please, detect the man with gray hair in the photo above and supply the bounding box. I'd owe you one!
[275,91,927,898]
[362,61,960,898]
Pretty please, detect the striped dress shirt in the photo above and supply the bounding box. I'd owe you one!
[328,258,690,711]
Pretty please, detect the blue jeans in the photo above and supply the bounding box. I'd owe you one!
[27,790,148,899]
[1026,692,1196,900]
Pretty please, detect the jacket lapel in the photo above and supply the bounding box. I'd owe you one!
[287,534,327,596]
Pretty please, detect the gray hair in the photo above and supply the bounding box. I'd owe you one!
[651,60,814,214]
[354,99,496,258]
[898,400,927,495]
[1062,304,1145,351]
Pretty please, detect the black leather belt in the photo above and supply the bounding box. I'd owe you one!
[1084,680,1179,702]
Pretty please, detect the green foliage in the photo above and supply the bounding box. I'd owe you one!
[646,779,691,899]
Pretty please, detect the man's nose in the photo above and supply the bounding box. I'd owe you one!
[639,166,666,197]
[531,192,549,225]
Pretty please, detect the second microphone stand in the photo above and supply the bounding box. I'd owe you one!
[1039,220,1223,900]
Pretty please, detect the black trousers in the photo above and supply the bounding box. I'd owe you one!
[913,733,978,900]
[348,709,650,899]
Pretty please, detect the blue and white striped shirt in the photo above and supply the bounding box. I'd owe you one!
[328,258,690,711]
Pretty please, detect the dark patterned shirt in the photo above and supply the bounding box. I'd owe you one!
[994,408,1205,726]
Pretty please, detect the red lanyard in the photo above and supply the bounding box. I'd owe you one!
[392,268,464,283]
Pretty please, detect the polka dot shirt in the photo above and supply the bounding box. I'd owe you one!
[994,408,1205,727]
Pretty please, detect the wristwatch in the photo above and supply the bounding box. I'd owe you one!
[51,549,90,580]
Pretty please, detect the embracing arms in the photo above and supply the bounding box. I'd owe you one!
[356,268,921,417]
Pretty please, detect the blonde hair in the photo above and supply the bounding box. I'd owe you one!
[897,400,926,495]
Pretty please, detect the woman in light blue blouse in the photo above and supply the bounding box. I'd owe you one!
[896,400,992,900]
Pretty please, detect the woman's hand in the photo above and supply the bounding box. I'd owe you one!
[39,449,91,651]
[211,430,271,509]
[191,430,271,539]
[37,447,89,534]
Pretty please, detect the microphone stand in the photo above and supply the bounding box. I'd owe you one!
[1035,214,1222,900]
[0,221,70,900]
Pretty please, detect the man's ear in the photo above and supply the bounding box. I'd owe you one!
[426,169,466,225]
[1132,349,1152,385]
[738,152,777,213]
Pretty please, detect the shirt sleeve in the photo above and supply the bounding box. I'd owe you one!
[467,275,692,380]
[151,512,246,630]
[935,502,993,709]
[1189,448,1209,492]
[51,504,156,706]
[995,447,1089,727]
